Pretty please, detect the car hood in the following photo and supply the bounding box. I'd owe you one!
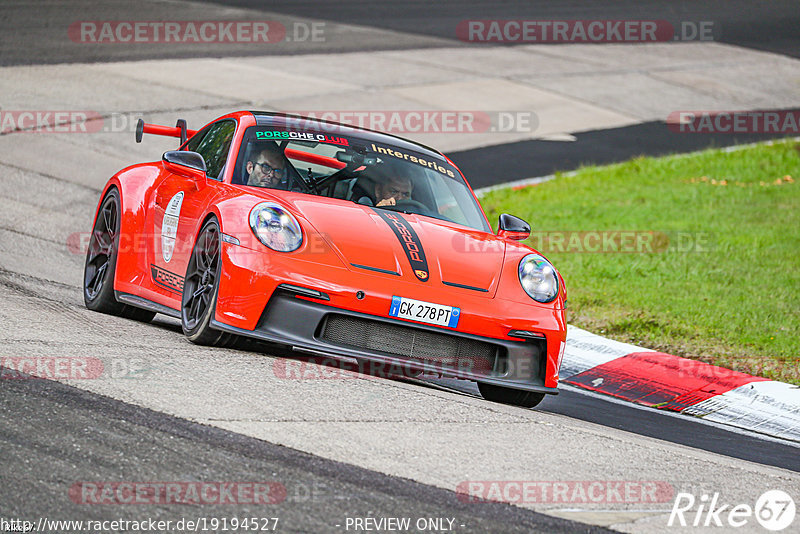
[289,197,505,296]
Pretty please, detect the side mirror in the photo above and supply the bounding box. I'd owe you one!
[162,151,206,181]
[497,213,530,241]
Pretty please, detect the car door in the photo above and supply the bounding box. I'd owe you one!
[147,119,237,304]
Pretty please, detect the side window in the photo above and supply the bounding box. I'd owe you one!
[183,124,211,153]
[192,120,236,180]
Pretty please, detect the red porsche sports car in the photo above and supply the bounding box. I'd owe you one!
[83,111,566,408]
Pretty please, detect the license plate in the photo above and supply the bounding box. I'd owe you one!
[388,296,460,328]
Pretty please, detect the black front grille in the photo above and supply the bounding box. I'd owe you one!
[320,314,497,374]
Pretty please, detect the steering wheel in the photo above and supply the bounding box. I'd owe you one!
[394,199,429,211]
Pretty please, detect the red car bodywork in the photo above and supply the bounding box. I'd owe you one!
[93,111,567,395]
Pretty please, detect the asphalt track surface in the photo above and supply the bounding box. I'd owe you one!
[4,0,799,65]
[2,1,800,533]
[427,379,800,473]
[451,121,800,189]
[242,0,800,60]
[1,370,609,534]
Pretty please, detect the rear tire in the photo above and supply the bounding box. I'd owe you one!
[478,382,545,408]
[83,189,155,323]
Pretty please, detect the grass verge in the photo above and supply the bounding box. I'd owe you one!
[480,139,800,384]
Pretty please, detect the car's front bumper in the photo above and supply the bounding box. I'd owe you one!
[215,241,565,391]
[212,287,558,395]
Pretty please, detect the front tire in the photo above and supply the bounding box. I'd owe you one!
[83,189,155,322]
[181,218,228,345]
[478,382,545,408]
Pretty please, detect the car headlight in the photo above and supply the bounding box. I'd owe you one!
[249,202,303,252]
[518,253,558,303]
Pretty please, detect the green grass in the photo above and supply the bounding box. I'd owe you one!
[481,140,800,384]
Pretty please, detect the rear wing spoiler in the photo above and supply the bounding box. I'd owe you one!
[135,118,197,146]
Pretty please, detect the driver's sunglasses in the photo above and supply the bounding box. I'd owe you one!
[252,161,285,178]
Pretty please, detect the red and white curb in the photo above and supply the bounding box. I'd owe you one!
[561,326,800,443]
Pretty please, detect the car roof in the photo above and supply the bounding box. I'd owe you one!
[249,111,448,163]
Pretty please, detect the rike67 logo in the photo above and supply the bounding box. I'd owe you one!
[669,490,795,531]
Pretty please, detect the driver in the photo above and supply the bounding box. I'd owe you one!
[246,145,288,189]
[374,175,414,207]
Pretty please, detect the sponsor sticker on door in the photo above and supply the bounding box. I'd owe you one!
[162,191,184,262]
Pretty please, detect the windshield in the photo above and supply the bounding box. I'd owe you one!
[232,126,490,232]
